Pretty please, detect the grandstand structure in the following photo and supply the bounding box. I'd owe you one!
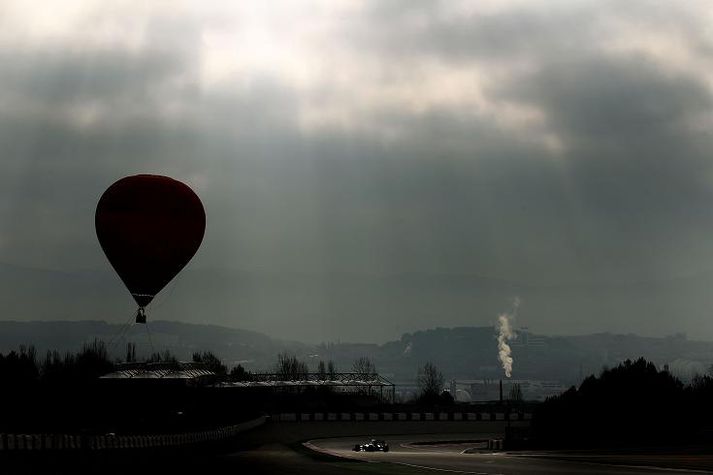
[101,365,396,402]
[100,362,215,382]
[219,372,396,402]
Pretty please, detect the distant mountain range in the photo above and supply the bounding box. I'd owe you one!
[7,261,713,345]
[0,320,310,372]
[0,320,712,386]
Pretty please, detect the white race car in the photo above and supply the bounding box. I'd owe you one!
[353,439,389,452]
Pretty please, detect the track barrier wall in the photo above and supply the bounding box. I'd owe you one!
[270,411,531,423]
[0,415,266,452]
[0,411,531,452]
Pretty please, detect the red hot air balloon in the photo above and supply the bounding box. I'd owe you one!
[95,175,206,323]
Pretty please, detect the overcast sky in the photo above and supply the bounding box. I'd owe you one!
[2,1,713,343]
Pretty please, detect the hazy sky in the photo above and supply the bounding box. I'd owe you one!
[2,1,713,343]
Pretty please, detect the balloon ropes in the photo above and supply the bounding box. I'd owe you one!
[95,175,206,325]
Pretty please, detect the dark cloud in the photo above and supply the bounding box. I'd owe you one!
[516,56,712,142]
[510,54,713,238]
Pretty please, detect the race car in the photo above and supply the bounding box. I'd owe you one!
[352,439,389,452]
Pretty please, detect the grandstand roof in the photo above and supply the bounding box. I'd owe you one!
[100,362,215,380]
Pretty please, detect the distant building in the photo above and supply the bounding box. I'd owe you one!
[449,378,566,401]
[511,327,547,349]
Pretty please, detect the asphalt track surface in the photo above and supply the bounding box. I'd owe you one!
[9,443,713,475]
[302,435,713,474]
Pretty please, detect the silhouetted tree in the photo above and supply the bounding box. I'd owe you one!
[230,363,251,381]
[0,345,39,385]
[148,349,178,363]
[126,342,136,363]
[317,360,327,380]
[192,351,227,375]
[352,356,376,377]
[328,360,336,379]
[41,350,66,384]
[417,361,444,404]
[74,339,113,380]
[36,340,113,387]
[275,352,308,381]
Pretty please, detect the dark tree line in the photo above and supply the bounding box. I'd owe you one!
[0,345,39,385]
[0,340,115,388]
[0,342,242,433]
[532,357,713,447]
[0,341,235,387]
[41,340,114,385]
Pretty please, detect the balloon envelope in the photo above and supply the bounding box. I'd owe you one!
[95,175,206,308]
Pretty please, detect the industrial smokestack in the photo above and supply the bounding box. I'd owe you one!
[496,298,519,378]
[499,379,503,402]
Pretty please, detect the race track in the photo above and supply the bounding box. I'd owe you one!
[306,434,713,474]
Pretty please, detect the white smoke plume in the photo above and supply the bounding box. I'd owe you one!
[496,298,520,378]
